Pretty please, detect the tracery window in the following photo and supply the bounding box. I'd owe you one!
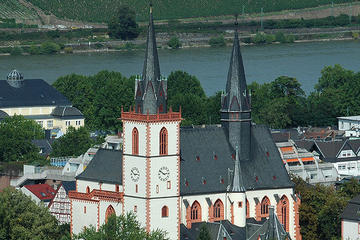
[160,127,168,155]
[279,195,289,232]
[261,196,270,217]
[190,201,201,222]
[132,128,139,155]
[213,199,224,221]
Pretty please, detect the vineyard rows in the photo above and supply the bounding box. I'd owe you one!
[0,0,38,20]
[27,0,359,23]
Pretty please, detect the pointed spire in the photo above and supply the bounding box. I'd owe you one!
[142,2,160,86]
[223,17,249,112]
[232,146,246,192]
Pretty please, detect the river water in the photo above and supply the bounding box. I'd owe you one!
[0,40,359,96]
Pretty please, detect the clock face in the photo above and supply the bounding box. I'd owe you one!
[158,166,170,181]
[130,167,140,182]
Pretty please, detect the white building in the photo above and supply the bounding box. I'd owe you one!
[69,6,301,240]
[338,116,360,138]
[341,194,360,240]
[49,181,76,224]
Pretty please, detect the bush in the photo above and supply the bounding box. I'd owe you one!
[10,47,23,56]
[286,35,296,43]
[64,47,73,53]
[352,32,360,40]
[40,42,60,54]
[28,45,41,55]
[265,34,275,44]
[252,33,266,44]
[275,32,287,43]
[209,35,226,47]
[167,36,182,49]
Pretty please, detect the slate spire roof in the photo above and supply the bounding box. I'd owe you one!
[221,22,250,113]
[135,4,167,115]
[220,21,252,160]
[232,146,246,192]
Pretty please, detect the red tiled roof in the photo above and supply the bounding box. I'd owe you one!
[24,184,56,201]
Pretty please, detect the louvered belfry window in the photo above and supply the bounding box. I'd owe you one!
[160,127,168,155]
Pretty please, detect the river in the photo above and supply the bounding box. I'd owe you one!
[0,40,359,96]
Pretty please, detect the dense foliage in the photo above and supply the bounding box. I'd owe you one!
[293,177,360,240]
[108,5,140,40]
[74,212,167,240]
[0,188,69,240]
[167,36,182,49]
[51,126,100,157]
[53,71,134,131]
[0,115,44,163]
[26,0,358,22]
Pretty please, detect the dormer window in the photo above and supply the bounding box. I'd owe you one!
[214,154,218,160]
[196,156,200,161]
[202,177,206,185]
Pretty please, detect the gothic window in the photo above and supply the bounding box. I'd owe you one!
[261,196,270,217]
[86,186,90,194]
[246,199,250,218]
[105,205,115,223]
[162,206,169,218]
[115,185,119,192]
[132,128,139,155]
[279,195,289,232]
[213,199,224,221]
[160,127,168,155]
[190,201,201,222]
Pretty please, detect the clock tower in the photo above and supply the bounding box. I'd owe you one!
[121,5,182,240]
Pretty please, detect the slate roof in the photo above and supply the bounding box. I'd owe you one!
[180,221,246,240]
[180,125,293,196]
[271,132,290,143]
[62,181,76,193]
[32,139,53,156]
[0,79,71,108]
[51,106,84,118]
[24,184,56,201]
[341,194,360,221]
[76,149,122,184]
[0,110,9,119]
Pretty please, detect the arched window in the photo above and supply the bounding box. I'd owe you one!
[278,195,289,232]
[86,186,90,194]
[161,206,169,218]
[246,199,250,218]
[105,205,115,223]
[132,128,139,155]
[213,199,224,221]
[261,196,270,217]
[190,201,201,222]
[159,127,168,155]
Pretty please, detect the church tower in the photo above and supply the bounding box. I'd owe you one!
[134,4,167,114]
[121,4,181,240]
[221,22,251,161]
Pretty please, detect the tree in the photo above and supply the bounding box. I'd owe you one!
[0,187,67,240]
[108,5,140,40]
[196,224,211,240]
[167,36,182,49]
[51,126,98,157]
[74,212,167,240]
[0,115,44,163]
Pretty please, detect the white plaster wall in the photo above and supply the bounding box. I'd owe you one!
[246,188,295,239]
[335,161,360,177]
[228,192,246,227]
[71,200,98,234]
[150,197,179,240]
[77,180,101,193]
[181,193,231,224]
[150,156,179,197]
[343,220,360,240]
[123,121,147,156]
[21,187,41,204]
[99,201,123,226]
[123,155,147,198]
[123,196,147,227]
[149,121,180,156]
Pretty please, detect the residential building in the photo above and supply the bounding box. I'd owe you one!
[341,194,360,240]
[69,7,300,240]
[0,70,84,133]
[21,183,56,206]
[49,181,76,224]
[338,116,360,138]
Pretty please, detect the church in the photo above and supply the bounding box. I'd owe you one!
[69,6,301,240]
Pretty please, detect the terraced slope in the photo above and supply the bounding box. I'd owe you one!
[27,0,360,23]
[0,0,39,22]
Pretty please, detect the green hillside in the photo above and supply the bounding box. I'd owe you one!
[0,0,38,21]
[27,0,359,23]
